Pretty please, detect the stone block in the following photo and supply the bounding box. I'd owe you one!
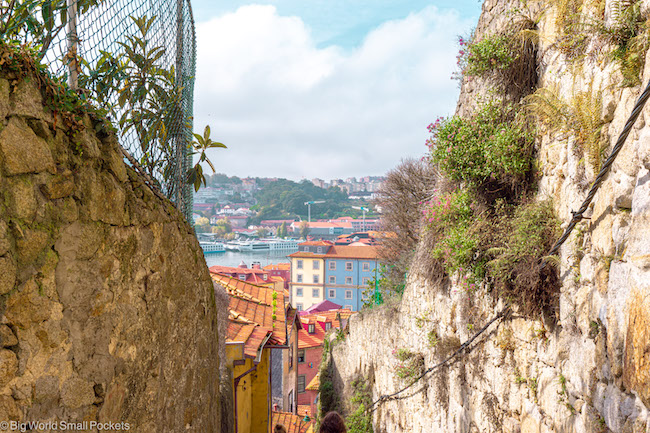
[5,279,53,327]
[9,78,52,122]
[61,376,95,409]
[40,169,75,200]
[33,375,59,404]
[0,325,17,347]
[623,286,650,407]
[0,117,55,176]
[7,178,36,220]
[0,256,17,295]
[0,349,18,387]
[0,221,10,255]
[0,78,9,120]
[0,395,20,422]
[16,228,49,265]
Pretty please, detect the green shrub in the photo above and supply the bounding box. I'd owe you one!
[463,35,516,76]
[422,189,485,286]
[346,377,373,433]
[428,102,535,188]
[487,200,561,315]
[597,1,649,86]
[391,348,425,383]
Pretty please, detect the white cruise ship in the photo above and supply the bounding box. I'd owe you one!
[199,241,226,254]
[224,239,300,252]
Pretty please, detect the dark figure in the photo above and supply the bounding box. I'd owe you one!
[274,424,287,433]
[319,411,347,433]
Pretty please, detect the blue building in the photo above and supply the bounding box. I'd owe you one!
[322,246,379,311]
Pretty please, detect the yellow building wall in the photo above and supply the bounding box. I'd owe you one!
[290,257,324,310]
[251,349,271,433]
[229,348,272,433]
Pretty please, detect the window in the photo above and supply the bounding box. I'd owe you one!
[308,324,316,334]
[328,276,336,284]
[328,289,336,298]
[313,275,319,284]
[297,274,303,283]
[325,322,332,331]
[312,288,320,298]
[263,274,268,281]
[345,277,353,285]
[344,305,353,310]
[289,390,294,412]
[296,288,303,297]
[297,260,303,269]
[329,261,336,271]
[289,345,293,369]
[313,260,320,270]
[298,349,305,363]
[345,262,353,271]
[298,375,306,393]
[296,303,303,311]
[345,290,352,300]
[362,262,370,271]
[362,277,370,285]
[317,247,323,253]
[238,274,246,280]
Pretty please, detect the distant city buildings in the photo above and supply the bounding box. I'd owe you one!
[288,241,379,311]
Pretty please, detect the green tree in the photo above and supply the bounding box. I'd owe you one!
[211,219,232,236]
[299,221,310,239]
[276,222,287,238]
[257,227,269,238]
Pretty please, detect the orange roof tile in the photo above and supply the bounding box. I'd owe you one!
[211,273,287,358]
[297,405,312,418]
[264,263,291,271]
[306,372,320,390]
[324,245,378,259]
[272,411,313,433]
[298,309,353,349]
[299,240,333,246]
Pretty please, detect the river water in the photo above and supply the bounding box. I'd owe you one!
[203,249,297,268]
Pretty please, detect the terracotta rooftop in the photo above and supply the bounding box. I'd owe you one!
[264,262,291,271]
[299,240,333,246]
[297,405,312,418]
[298,309,353,349]
[211,273,287,359]
[272,411,313,433]
[324,245,378,260]
[306,372,320,391]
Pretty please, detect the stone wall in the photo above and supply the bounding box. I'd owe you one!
[329,0,650,431]
[0,64,222,431]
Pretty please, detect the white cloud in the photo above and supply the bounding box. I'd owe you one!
[194,4,471,180]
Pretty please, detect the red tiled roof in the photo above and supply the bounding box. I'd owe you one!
[298,309,353,349]
[324,245,378,260]
[264,263,291,271]
[297,405,312,418]
[211,273,287,358]
[306,373,320,391]
[287,251,327,259]
[299,241,333,246]
[272,411,313,433]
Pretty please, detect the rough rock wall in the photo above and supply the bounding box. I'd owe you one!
[0,67,222,431]
[330,0,650,432]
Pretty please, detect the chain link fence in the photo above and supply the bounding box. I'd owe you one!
[3,0,196,220]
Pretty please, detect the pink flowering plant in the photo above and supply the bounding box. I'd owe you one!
[422,189,484,288]
[392,348,425,383]
[461,34,517,77]
[427,101,534,187]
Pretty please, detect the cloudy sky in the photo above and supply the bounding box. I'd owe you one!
[191,1,481,180]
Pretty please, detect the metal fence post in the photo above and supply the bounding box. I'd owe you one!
[67,0,78,89]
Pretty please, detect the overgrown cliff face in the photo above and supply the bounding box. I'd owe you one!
[0,65,222,430]
[329,0,650,432]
